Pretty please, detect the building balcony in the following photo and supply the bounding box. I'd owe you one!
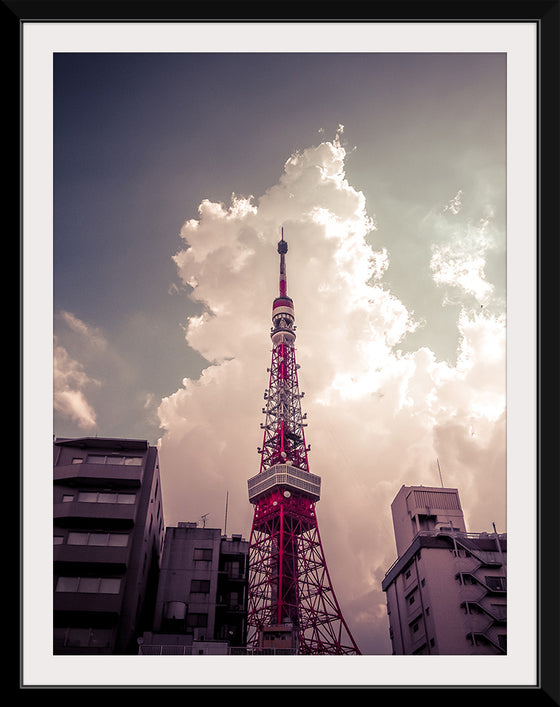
[54,500,136,527]
[53,591,123,615]
[53,543,129,568]
[462,600,507,623]
[54,462,142,487]
[457,571,507,594]
[468,630,507,654]
[218,570,247,583]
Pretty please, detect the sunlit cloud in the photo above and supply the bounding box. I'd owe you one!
[430,205,498,305]
[443,189,463,215]
[157,131,506,654]
[53,338,99,429]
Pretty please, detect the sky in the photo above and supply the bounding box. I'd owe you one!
[51,48,508,657]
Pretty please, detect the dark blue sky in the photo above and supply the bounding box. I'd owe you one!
[53,51,506,442]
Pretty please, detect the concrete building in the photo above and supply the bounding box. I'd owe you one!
[138,523,249,655]
[382,485,507,655]
[53,437,164,654]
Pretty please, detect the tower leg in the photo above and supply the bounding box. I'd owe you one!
[247,495,360,655]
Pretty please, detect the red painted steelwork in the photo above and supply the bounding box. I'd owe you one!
[247,231,360,655]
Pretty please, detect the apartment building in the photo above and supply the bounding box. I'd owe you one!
[382,485,507,655]
[138,522,248,655]
[53,437,164,654]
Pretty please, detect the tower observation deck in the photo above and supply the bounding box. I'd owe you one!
[246,230,360,655]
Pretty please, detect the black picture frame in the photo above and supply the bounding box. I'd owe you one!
[12,1,558,701]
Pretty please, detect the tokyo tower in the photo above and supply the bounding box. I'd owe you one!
[246,230,361,655]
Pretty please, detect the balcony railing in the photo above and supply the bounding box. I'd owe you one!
[383,529,506,579]
[54,462,143,487]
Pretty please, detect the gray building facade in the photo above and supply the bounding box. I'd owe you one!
[139,523,249,655]
[53,437,164,654]
[382,485,507,655]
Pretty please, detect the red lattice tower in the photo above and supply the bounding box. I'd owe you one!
[246,230,361,655]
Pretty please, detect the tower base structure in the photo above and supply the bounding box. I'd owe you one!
[247,482,360,655]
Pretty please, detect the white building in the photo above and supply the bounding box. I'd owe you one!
[382,485,507,655]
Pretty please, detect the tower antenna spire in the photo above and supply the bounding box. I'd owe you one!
[246,229,360,655]
[278,226,288,297]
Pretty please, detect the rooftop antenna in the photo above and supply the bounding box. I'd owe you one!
[224,491,229,536]
[200,513,209,528]
[437,458,444,487]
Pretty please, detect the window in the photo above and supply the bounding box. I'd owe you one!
[87,454,142,466]
[53,535,64,545]
[485,576,507,591]
[54,627,113,648]
[108,534,129,547]
[71,457,84,464]
[186,613,208,628]
[79,577,101,593]
[68,532,89,545]
[77,492,96,502]
[88,455,106,464]
[228,591,240,608]
[224,560,242,578]
[99,578,121,593]
[89,533,110,546]
[62,494,74,503]
[191,579,211,594]
[117,493,135,504]
[194,548,213,562]
[77,491,136,505]
[55,576,121,594]
[67,532,129,547]
[56,576,79,592]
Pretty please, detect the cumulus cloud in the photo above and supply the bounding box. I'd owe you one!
[157,130,506,654]
[53,337,99,429]
[53,309,166,440]
[430,200,499,306]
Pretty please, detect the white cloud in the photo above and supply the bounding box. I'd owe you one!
[157,132,506,654]
[53,338,99,429]
[430,209,498,305]
[443,189,463,215]
[60,310,108,351]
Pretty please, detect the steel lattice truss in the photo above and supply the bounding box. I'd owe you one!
[247,490,360,654]
[246,231,360,655]
[259,339,309,473]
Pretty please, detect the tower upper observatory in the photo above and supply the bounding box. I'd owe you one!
[271,228,296,347]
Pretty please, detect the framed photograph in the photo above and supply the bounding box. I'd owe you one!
[16,3,558,698]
